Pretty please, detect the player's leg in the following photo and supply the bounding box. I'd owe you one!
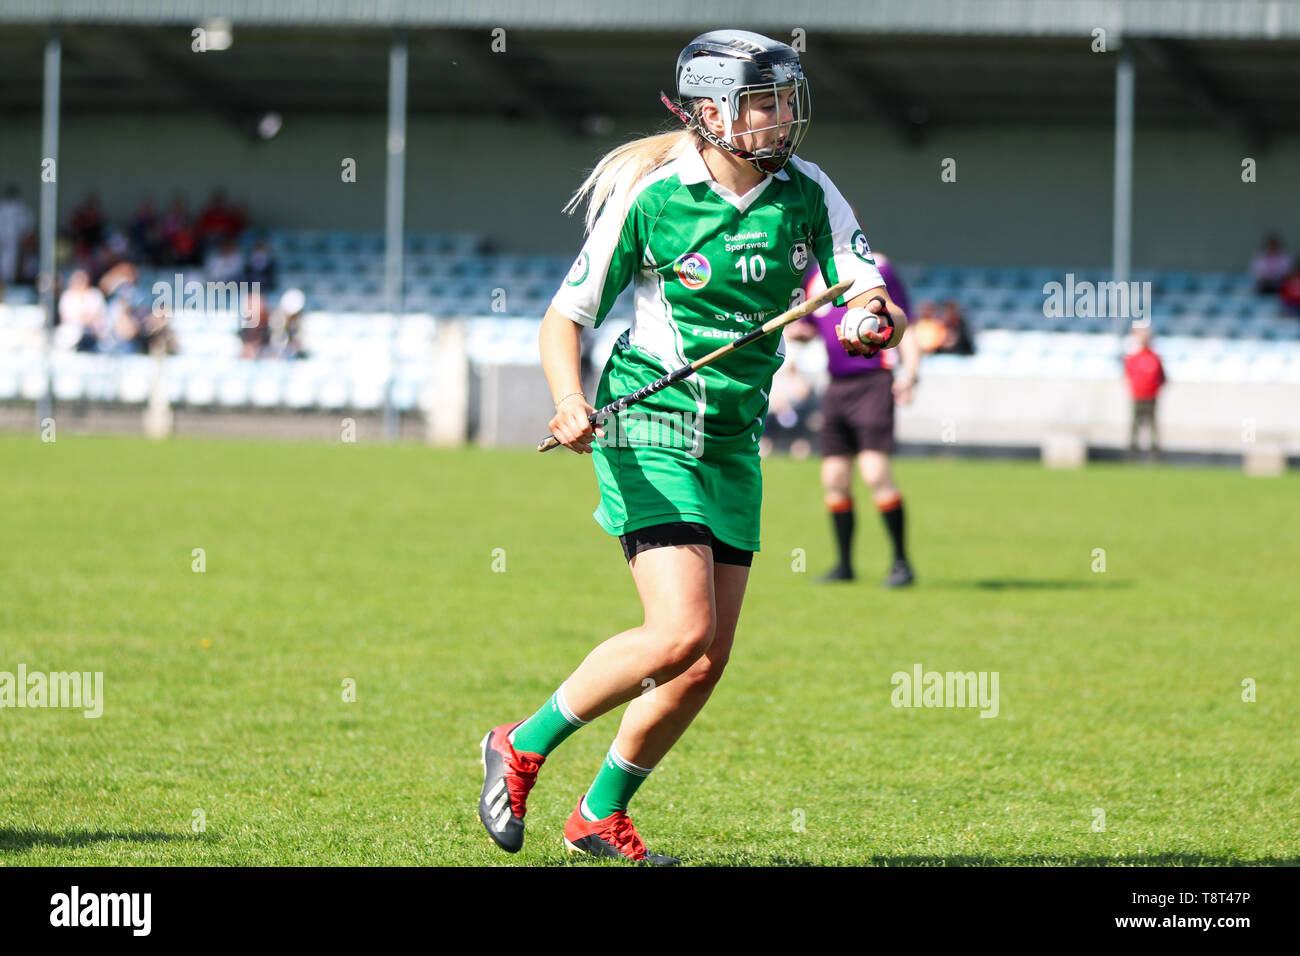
[479,538,715,853]
[609,556,747,768]
[850,370,912,587]
[566,551,749,864]
[818,377,861,581]
[562,544,717,718]
[1146,400,1160,463]
[511,541,716,756]
[857,448,913,587]
[821,454,856,579]
[1128,400,1141,461]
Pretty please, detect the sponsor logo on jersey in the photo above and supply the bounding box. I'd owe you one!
[673,252,711,290]
[565,251,589,286]
[851,229,876,264]
[789,241,808,273]
[723,230,770,253]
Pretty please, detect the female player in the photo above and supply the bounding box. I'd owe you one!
[478,29,907,864]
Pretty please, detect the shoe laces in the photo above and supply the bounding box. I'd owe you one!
[505,751,544,816]
[605,812,647,860]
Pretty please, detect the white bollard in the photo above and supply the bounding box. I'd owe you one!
[142,344,173,440]
[1243,443,1285,477]
[1041,432,1087,469]
[427,318,468,447]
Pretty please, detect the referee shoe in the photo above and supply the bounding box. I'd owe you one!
[884,558,915,588]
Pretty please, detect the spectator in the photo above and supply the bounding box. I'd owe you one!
[197,188,244,248]
[268,288,307,359]
[760,341,816,458]
[910,300,947,354]
[0,185,35,287]
[128,198,166,264]
[1278,263,1300,317]
[205,235,245,283]
[1251,233,1293,295]
[1124,325,1166,463]
[238,288,270,359]
[934,300,975,355]
[58,268,108,352]
[243,238,277,289]
[161,196,199,265]
[16,232,39,286]
[69,193,106,253]
[99,262,168,355]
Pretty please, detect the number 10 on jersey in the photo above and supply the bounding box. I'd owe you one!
[734,255,767,283]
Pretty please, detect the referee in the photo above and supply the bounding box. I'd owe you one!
[787,250,921,587]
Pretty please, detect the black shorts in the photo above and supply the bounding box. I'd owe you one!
[820,369,896,457]
[619,522,754,568]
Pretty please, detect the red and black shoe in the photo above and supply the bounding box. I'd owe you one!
[563,797,680,866]
[478,722,545,853]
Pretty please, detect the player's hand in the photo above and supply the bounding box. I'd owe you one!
[837,297,893,358]
[547,396,604,454]
[892,374,916,406]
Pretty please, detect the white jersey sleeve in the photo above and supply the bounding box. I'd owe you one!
[550,189,643,329]
[790,156,885,305]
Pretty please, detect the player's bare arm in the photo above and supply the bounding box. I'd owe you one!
[892,319,922,404]
[538,304,602,454]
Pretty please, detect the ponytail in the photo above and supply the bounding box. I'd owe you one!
[564,104,708,234]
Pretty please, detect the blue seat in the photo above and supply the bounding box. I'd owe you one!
[925,266,959,287]
[1158,271,1197,295]
[1249,298,1282,319]
[1194,273,1233,295]
[325,231,358,252]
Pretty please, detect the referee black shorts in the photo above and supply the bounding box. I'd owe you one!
[819,368,896,457]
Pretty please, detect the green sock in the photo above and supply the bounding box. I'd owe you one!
[582,743,653,820]
[508,681,588,757]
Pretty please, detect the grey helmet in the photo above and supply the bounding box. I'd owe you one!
[660,29,812,174]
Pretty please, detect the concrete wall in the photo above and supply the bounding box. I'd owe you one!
[894,375,1300,455]
[1,111,1293,270]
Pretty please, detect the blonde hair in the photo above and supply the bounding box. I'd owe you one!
[564,103,709,234]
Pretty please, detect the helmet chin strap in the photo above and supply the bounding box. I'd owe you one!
[659,92,785,175]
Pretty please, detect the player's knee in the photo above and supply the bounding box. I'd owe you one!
[869,477,897,498]
[649,610,716,679]
[681,646,730,694]
[822,472,851,497]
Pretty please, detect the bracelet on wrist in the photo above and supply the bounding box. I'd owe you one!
[554,390,586,411]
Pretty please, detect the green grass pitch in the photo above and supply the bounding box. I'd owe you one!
[0,432,1295,866]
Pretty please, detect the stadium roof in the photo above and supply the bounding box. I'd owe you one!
[3,0,1300,39]
[1,24,1297,149]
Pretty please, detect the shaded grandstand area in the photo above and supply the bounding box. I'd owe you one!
[1,24,1299,137]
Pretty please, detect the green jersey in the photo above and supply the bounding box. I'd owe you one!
[551,142,884,550]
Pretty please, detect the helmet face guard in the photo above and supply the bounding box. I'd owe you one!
[665,30,813,174]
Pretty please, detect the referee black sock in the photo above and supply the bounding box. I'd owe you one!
[877,494,906,563]
[828,499,854,572]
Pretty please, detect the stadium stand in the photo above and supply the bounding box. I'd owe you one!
[3,232,1300,430]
